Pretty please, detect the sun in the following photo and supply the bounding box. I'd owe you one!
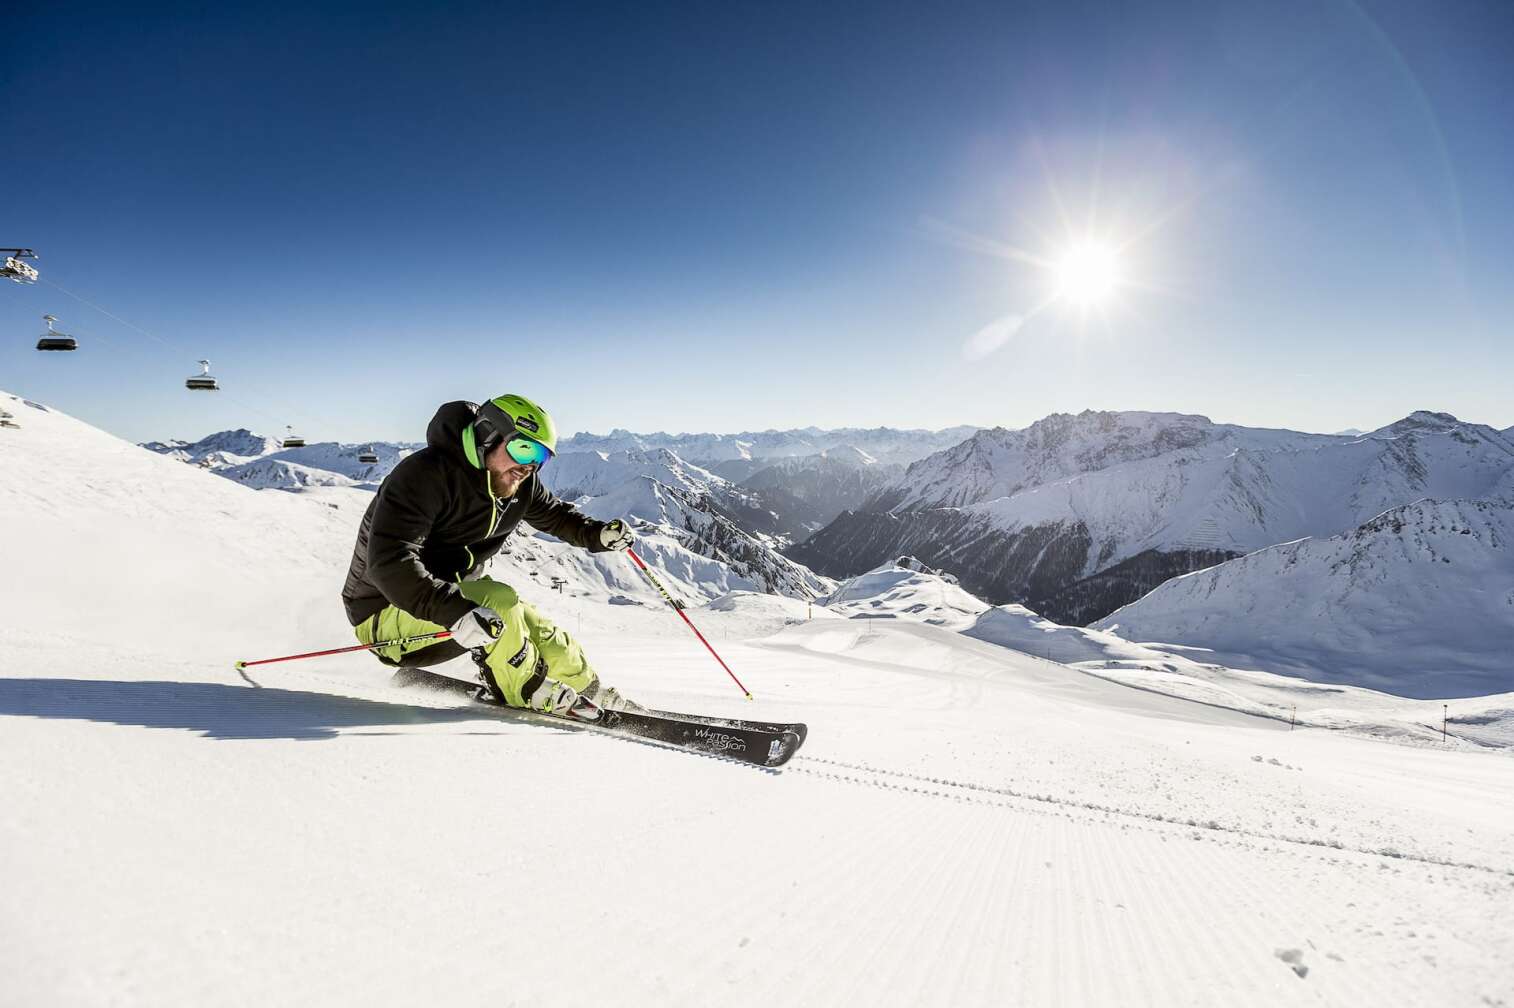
[1055,242,1123,307]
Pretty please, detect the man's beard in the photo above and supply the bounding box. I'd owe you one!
[489,464,530,497]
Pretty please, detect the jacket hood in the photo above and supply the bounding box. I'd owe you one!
[426,400,480,468]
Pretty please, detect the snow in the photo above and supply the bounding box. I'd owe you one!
[4,390,1514,1007]
[147,427,834,601]
[141,430,418,488]
[546,447,733,501]
[966,602,1514,749]
[823,560,991,629]
[558,424,978,467]
[1093,498,1514,698]
[954,412,1514,570]
[542,455,836,599]
[839,408,1514,591]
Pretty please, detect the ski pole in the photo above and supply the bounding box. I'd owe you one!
[625,546,753,700]
[234,631,452,670]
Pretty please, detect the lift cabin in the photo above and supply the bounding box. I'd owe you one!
[357,446,379,465]
[186,360,220,391]
[281,426,306,449]
[1,248,39,284]
[35,315,78,352]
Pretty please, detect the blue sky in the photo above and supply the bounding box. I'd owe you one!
[3,1,1511,443]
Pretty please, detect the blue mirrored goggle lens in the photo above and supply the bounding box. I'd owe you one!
[504,435,552,467]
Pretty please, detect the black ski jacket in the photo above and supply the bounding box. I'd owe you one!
[341,400,609,628]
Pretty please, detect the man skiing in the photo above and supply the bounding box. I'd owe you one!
[341,394,636,714]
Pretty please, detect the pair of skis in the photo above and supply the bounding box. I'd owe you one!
[398,670,806,768]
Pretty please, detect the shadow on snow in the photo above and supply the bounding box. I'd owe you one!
[0,677,552,742]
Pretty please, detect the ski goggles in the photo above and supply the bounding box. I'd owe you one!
[475,399,554,468]
[503,434,552,468]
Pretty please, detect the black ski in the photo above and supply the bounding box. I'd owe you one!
[641,706,809,748]
[392,667,806,767]
[556,705,805,768]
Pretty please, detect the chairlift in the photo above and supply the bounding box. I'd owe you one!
[1,248,39,284]
[281,425,306,449]
[185,360,220,391]
[357,446,379,465]
[35,315,78,352]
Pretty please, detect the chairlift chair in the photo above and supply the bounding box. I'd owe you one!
[357,446,379,464]
[186,360,220,391]
[281,426,306,449]
[1,249,39,284]
[35,314,78,352]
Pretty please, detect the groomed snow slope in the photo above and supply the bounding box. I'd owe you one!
[965,603,1514,749]
[3,391,1512,1007]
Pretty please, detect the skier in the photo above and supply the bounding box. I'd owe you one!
[341,394,636,714]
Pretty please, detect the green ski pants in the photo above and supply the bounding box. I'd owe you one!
[354,577,594,707]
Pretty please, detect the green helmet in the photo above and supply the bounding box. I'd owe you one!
[464,393,558,469]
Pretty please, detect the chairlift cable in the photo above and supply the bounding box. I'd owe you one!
[37,272,344,438]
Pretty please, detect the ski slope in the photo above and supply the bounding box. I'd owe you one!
[3,390,1512,1007]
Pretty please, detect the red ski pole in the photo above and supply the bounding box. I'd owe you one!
[625,546,753,700]
[234,630,453,670]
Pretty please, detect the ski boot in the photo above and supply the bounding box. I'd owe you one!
[582,677,647,714]
[471,653,602,720]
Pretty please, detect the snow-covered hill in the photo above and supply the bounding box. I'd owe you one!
[791,409,1514,624]
[822,559,990,629]
[962,602,1514,746]
[141,427,282,463]
[1093,497,1514,698]
[142,430,418,488]
[4,388,1514,1006]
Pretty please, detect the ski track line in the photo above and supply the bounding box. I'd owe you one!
[791,754,1513,878]
[914,786,999,1004]
[946,793,1017,1004]
[851,791,960,1004]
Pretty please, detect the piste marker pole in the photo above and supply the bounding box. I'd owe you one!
[625,546,753,700]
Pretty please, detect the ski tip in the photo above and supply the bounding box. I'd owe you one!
[233,661,247,670]
[744,692,754,701]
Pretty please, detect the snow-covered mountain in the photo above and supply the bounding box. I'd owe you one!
[558,424,977,467]
[791,409,1514,624]
[1093,497,1514,698]
[141,430,418,487]
[142,428,283,465]
[546,460,835,599]
[540,447,835,597]
[215,457,363,488]
[734,450,903,539]
[546,448,734,503]
[872,410,1332,512]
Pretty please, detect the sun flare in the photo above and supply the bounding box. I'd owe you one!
[1055,242,1123,307]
